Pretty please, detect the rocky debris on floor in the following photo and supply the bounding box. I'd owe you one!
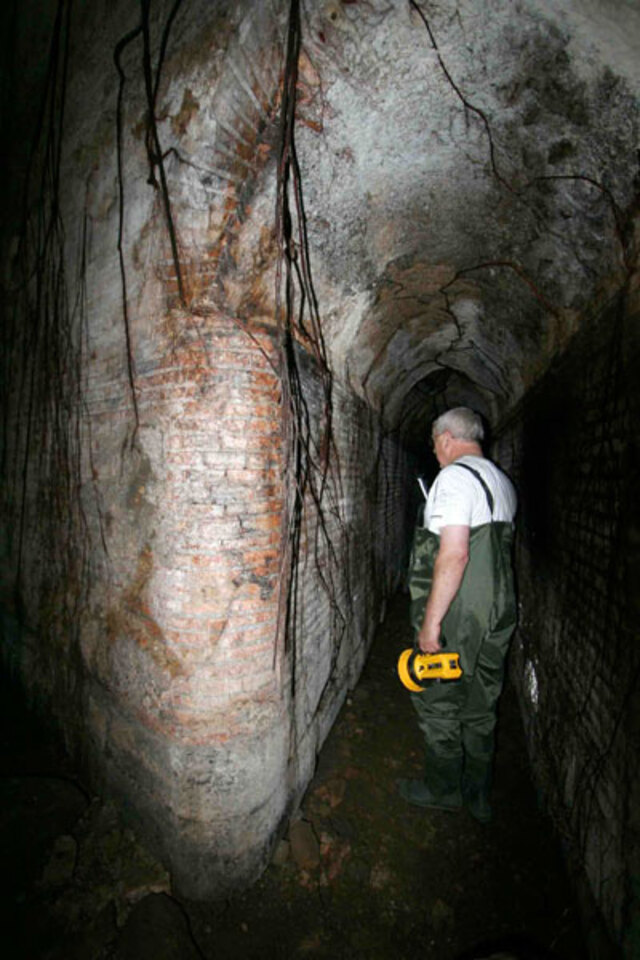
[40,834,78,888]
[4,785,171,960]
[288,817,321,871]
[112,893,203,960]
[1,774,89,903]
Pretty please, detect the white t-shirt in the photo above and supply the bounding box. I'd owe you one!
[424,456,517,535]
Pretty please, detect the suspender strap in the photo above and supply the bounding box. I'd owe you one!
[454,462,495,517]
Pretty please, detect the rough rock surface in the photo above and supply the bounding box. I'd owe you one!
[284,0,639,437]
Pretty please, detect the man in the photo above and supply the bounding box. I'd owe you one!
[400,407,517,822]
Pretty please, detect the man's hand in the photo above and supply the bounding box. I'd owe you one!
[418,525,470,654]
[418,621,441,653]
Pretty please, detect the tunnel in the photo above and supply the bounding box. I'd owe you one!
[0,0,639,955]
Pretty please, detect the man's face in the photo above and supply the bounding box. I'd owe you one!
[431,430,448,467]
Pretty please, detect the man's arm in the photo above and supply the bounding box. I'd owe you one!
[417,525,470,653]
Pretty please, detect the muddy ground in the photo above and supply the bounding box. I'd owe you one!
[2,593,589,959]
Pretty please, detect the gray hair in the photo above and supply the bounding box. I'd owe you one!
[432,407,484,442]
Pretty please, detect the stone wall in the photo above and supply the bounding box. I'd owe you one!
[1,301,413,899]
[0,0,415,897]
[506,268,640,953]
[285,346,412,798]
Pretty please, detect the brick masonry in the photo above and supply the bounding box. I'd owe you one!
[1,279,414,898]
[0,0,418,896]
[503,271,640,951]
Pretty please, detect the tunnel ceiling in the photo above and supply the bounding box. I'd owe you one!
[2,0,639,449]
[275,0,640,442]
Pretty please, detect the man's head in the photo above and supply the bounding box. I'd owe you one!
[431,407,484,466]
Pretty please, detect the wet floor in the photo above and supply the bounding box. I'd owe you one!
[2,593,588,959]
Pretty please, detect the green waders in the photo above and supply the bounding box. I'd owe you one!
[407,502,516,819]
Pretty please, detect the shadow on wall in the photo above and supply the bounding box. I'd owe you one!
[519,399,573,568]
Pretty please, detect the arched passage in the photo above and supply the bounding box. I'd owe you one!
[0,0,638,951]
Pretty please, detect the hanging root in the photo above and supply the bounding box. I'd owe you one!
[274,0,352,698]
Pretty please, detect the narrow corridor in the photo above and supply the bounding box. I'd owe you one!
[3,592,589,959]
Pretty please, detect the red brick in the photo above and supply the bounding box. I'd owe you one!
[248,512,282,532]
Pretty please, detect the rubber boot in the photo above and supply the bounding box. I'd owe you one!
[463,753,493,823]
[398,750,462,811]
